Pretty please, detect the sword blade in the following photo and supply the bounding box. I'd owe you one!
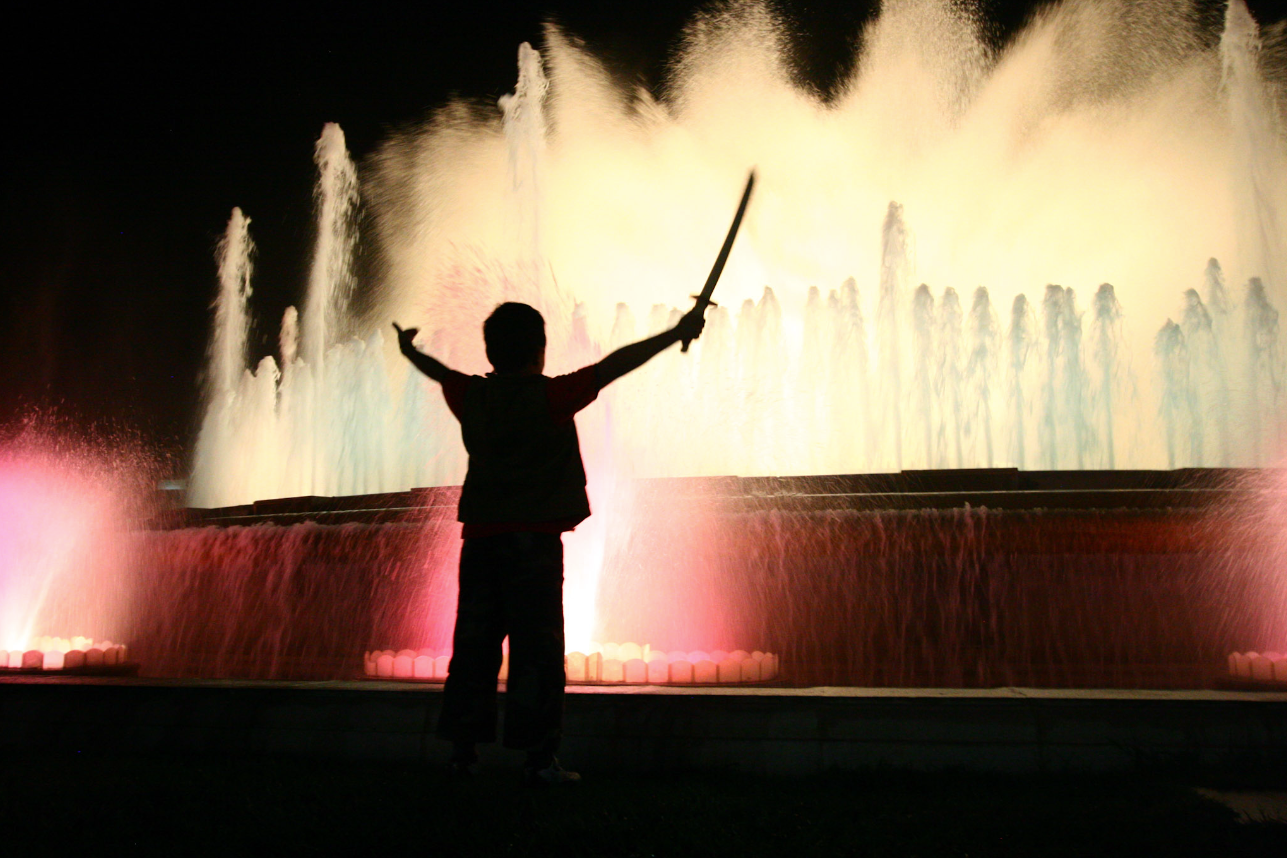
[698,170,755,304]
[683,170,756,352]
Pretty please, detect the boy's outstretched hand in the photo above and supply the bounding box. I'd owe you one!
[675,303,706,347]
[595,301,709,388]
[393,321,454,383]
[392,322,419,357]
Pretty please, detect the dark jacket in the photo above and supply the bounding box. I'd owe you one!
[456,375,591,526]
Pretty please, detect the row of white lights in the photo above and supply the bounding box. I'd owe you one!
[1228,651,1287,682]
[2,640,128,671]
[364,643,780,684]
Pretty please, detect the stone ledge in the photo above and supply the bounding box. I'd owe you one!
[2,679,1284,774]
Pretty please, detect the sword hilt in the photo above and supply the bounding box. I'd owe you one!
[681,296,719,352]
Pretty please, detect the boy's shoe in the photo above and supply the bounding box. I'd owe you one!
[522,757,581,788]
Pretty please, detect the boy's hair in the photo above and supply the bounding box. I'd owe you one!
[484,302,546,372]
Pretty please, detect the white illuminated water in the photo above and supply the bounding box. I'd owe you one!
[188,1,1287,651]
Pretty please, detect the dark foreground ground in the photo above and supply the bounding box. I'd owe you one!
[3,752,1286,857]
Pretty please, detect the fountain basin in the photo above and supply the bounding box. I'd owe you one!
[131,468,1276,688]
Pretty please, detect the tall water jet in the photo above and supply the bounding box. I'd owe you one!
[1222,0,1285,290]
[799,286,829,473]
[1202,258,1236,464]
[1243,276,1282,463]
[499,42,550,265]
[301,123,360,369]
[878,202,910,471]
[966,287,997,468]
[911,283,935,466]
[937,286,965,469]
[1156,319,1188,470]
[833,278,872,472]
[1040,285,1066,469]
[1008,294,1034,470]
[190,209,256,508]
[1091,283,1122,470]
[209,208,253,401]
[1181,288,1217,465]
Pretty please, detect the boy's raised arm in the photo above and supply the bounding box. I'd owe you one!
[393,322,454,383]
[595,304,706,388]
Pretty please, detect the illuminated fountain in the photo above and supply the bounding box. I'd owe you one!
[0,430,146,673]
[10,1,1278,687]
[192,1,1287,507]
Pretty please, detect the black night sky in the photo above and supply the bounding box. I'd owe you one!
[1,0,1282,470]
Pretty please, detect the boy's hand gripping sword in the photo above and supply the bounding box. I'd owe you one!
[682,170,756,352]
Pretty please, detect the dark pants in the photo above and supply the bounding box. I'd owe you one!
[436,532,566,753]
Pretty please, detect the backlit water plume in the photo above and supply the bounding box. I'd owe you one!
[0,428,150,654]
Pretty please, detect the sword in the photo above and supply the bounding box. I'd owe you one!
[682,169,756,352]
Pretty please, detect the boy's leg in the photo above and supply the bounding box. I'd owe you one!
[499,531,566,763]
[436,536,508,749]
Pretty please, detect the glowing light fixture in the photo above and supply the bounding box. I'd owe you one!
[0,638,130,672]
[364,641,778,684]
[1228,651,1287,683]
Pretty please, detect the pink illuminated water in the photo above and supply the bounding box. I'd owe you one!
[0,429,150,657]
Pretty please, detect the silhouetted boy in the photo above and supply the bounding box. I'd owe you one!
[393,301,705,786]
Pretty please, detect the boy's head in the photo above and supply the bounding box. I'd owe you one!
[484,302,546,374]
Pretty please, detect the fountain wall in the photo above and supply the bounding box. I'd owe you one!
[101,470,1276,688]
